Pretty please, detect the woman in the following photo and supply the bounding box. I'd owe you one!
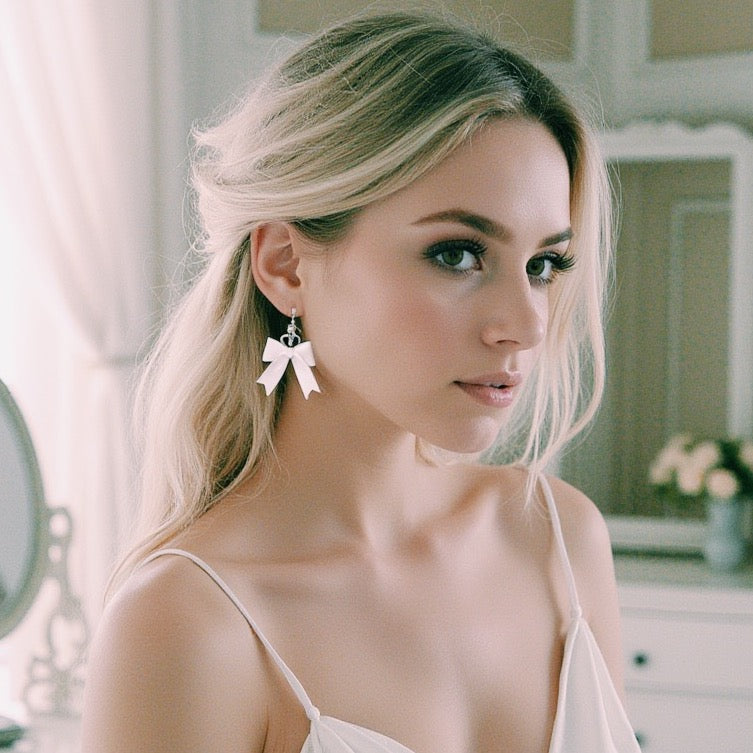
[82,12,639,753]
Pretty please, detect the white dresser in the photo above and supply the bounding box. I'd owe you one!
[616,555,753,753]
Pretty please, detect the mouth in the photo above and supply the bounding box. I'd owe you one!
[454,372,522,408]
[456,372,522,389]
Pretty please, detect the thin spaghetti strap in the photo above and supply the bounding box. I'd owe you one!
[538,476,583,619]
[142,548,321,721]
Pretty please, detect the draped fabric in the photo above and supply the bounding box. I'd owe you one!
[0,1,178,634]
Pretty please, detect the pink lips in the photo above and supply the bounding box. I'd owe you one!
[454,372,522,408]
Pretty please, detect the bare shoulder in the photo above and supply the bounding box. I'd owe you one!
[544,474,613,565]
[457,464,625,690]
[543,474,627,692]
[466,465,618,617]
[81,553,268,753]
[458,462,609,544]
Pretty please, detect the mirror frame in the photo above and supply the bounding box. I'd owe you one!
[0,380,48,638]
[598,121,753,551]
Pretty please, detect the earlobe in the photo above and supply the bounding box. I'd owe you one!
[251,222,302,315]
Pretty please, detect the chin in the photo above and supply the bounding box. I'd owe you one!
[419,421,503,457]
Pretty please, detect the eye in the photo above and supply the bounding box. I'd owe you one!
[424,239,486,273]
[527,251,576,285]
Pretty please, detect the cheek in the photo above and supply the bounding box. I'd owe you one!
[311,268,458,383]
[361,284,460,362]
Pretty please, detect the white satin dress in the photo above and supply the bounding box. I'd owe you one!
[144,475,641,752]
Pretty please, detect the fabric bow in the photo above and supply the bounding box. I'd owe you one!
[256,337,320,399]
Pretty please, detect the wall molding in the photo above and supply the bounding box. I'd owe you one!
[609,0,753,121]
[666,199,730,435]
[601,120,753,437]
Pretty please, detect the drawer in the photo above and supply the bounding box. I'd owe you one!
[622,613,753,692]
[627,690,753,753]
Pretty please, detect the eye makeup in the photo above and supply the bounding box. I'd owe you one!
[423,238,487,274]
[526,251,576,285]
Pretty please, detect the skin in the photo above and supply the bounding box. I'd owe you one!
[81,118,625,753]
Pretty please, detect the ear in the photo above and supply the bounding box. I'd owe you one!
[250,222,302,316]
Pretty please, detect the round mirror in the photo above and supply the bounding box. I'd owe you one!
[0,378,47,639]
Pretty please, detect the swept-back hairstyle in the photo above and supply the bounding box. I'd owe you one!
[113,11,612,589]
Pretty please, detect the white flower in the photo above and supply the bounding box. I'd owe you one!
[668,433,692,449]
[649,443,691,486]
[740,441,753,470]
[649,435,753,500]
[657,446,688,473]
[705,468,740,500]
[649,458,673,485]
[690,441,721,472]
[676,462,705,496]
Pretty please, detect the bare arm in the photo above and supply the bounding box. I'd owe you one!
[81,557,268,753]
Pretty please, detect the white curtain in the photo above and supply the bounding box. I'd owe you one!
[0,1,179,638]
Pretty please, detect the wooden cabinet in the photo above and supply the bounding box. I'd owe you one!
[616,555,753,752]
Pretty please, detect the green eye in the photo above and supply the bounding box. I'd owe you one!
[527,252,576,284]
[425,239,486,273]
[527,257,547,277]
[439,247,469,267]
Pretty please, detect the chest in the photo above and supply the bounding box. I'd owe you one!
[253,553,566,753]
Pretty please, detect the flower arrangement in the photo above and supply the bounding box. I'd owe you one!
[649,435,753,501]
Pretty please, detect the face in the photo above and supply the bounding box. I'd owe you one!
[297,118,573,453]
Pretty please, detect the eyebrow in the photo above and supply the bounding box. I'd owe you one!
[413,209,573,248]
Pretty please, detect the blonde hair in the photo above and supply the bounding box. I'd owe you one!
[112,11,612,590]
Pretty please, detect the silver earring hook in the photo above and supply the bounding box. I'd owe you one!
[281,308,301,347]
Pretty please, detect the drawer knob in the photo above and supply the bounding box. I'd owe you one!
[632,652,650,667]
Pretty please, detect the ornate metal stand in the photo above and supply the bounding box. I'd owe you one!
[22,507,89,717]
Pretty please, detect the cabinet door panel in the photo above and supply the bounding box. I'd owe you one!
[622,614,753,691]
[627,690,753,753]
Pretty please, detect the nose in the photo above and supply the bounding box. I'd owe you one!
[480,272,547,350]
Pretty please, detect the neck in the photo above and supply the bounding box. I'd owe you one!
[248,387,456,553]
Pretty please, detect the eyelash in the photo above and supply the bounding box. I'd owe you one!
[529,251,577,286]
[423,239,576,284]
[423,238,486,274]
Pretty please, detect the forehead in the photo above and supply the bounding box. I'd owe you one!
[356,119,571,234]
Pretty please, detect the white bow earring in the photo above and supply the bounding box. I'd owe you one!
[256,308,321,399]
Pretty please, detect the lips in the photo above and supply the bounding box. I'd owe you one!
[456,372,522,389]
[454,371,522,408]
